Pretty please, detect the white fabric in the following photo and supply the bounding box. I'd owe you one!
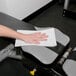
[35,26,70,46]
[15,28,57,47]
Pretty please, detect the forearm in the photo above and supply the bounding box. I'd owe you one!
[0,25,25,40]
[0,24,48,44]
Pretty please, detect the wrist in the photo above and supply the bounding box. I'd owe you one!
[18,33,28,41]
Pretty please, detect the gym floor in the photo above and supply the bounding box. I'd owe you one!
[25,2,76,46]
[27,2,76,28]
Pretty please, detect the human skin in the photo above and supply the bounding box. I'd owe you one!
[0,25,48,44]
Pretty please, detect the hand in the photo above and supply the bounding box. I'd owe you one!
[22,32,48,44]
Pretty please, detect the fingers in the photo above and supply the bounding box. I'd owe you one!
[34,32,47,37]
[31,40,40,44]
[25,39,40,44]
[24,32,48,44]
[33,32,48,41]
[33,32,48,38]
